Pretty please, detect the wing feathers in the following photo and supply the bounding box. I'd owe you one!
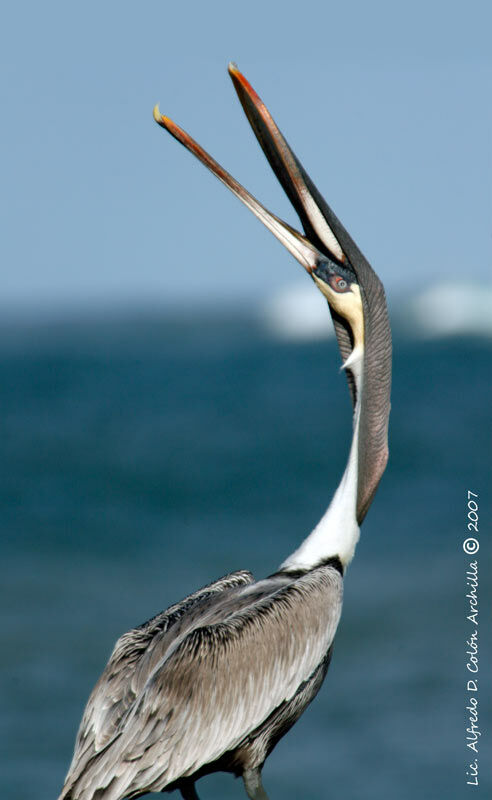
[65,566,342,800]
[63,570,254,785]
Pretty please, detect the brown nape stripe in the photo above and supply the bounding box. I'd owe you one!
[268,556,344,580]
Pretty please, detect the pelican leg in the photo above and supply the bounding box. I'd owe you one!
[180,781,200,800]
[243,768,270,800]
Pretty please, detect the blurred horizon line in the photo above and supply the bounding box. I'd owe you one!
[0,279,491,343]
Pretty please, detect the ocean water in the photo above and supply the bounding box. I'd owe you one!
[1,312,490,799]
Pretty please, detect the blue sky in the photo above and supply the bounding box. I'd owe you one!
[2,0,491,313]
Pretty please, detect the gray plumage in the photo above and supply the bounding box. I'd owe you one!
[60,564,342,800]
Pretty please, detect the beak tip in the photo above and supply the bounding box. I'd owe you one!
[228,61,239,76]
[153,104,162,124]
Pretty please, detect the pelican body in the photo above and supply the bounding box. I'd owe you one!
[60,64,391,800]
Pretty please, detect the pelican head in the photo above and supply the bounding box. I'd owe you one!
[311,261,364,358]
[153,63,391,530]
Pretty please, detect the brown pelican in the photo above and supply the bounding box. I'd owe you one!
[59,64,391,800]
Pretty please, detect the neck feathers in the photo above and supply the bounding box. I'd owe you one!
[280,352,363,572]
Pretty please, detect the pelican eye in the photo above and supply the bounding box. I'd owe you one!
[329,274,351,293]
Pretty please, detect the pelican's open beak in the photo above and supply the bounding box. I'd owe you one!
[226,63,349,268]
[153,105,326,275]
[153,64,383,407]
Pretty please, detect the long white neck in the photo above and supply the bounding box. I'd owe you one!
[280,348,363,572]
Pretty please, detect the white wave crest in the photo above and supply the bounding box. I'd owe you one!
[408,283,492,338]
[262,283,334,341]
